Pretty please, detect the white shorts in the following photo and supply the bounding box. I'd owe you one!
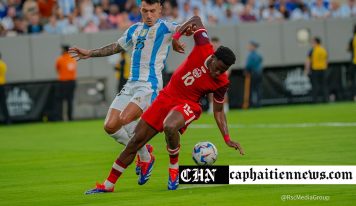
[110,81,156,112]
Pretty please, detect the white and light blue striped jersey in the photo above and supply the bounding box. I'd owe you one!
[117,19,178,101]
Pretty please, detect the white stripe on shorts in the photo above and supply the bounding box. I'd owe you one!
[185,115,196,125]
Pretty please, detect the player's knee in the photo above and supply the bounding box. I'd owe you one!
[104,122,120,135]
[163,123,178,136]
[119,114,133,126]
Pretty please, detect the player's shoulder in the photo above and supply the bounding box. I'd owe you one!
[126,22,142,31]
[158,18,178,26]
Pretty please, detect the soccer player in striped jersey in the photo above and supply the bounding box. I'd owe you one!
[82,16,245,193]
[69,0,197,194]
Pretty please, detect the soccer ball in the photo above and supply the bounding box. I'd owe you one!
[192,142,218,166]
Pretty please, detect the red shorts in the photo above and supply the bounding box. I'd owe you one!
[141,92,202,134]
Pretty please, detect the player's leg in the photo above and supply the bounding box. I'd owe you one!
[104,107,130,145]
[321,71,328,102]
[311,71,318,103]
[124,119,154,171]
[207,93,213,114]
[105,100,153,173]
[104,91,142,145]
[163,110,186,190]
[124,87,157,183]
[104,102,142,136]
[85,119,158,194]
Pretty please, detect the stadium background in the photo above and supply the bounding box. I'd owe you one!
[0,0,355,120]
[0,0,356,205]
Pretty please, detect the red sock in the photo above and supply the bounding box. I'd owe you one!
[169,154,179,165]
[107,159,127,184]
[167,145,180,168]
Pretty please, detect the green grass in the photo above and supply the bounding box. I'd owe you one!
[0,102,355,206]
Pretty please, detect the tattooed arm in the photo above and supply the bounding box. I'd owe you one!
[69,42,124,61]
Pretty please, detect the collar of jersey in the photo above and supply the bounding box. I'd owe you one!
[204,55,212,72]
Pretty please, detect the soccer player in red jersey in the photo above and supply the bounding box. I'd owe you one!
[85,16,245,194]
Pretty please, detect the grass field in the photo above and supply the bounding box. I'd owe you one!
[0,102,356,206]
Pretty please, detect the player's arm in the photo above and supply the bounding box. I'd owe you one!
[176,16,204,36]
[69,23,137,61]
[172,16,205,53]
[213,86,245,155]
[69,42,124,61]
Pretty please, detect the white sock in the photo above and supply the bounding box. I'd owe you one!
[124,120,151,162]
[103,180,114,189]
[169,163,179,169]
[110,128,130,145]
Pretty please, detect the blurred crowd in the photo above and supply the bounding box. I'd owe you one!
[0,0,355,37]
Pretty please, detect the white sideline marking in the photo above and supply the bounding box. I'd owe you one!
[190,122,356,129]
[178,184,228,190]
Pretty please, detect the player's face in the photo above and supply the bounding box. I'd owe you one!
[141,2,161,27]
[208,56,229,79]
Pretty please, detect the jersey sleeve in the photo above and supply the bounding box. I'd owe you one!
[117,23,138,51]
[193,29,210,46]
[213,84,229,103]
[163,20,179,33]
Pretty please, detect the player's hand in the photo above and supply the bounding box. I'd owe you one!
[184,25,193,36]
[172,39,185,54]
[184,25,198,36]
[226,140,245,155]
[68,46,91,61]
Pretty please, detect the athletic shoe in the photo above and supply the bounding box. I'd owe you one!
[137,154,155,185]
[84,183,114,195]
[168,168,179,190]
[135,144,154,175]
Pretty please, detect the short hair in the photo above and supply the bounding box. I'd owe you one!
[141,0,161,5]
[214,46,236,67]
[354,24,356,34]
[61,44,70,52]
[0,52,2,59]
[314,37,321,44]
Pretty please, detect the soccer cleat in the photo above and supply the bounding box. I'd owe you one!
[137,154,155,185]
[168,168,179,190]
[135,144,154,175]
[84,183,114,195]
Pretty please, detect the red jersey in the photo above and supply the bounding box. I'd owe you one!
[162,29,229,104]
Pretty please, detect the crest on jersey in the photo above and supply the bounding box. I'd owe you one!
[148,28,156,39]
[192,68,202,78]
[202,32,208,38]
[140,29,148,37]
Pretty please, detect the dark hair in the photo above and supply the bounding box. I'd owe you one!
[0,52,2,59]
[142,0,162,5]
[214,46,236,66]
[61,44,70,52]
[314,37,321,44]
[354,24,356,34]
